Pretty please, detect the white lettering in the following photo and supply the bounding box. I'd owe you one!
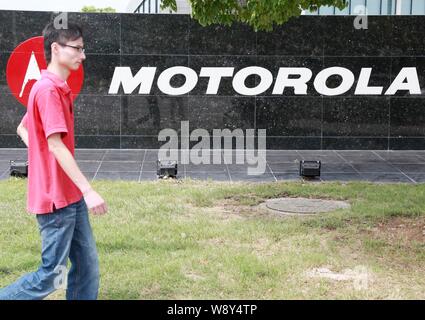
[272,67,312,95]
[157,66,198,95]
[108,66,156,94]
[233,66,273,96]
[108,66,422,96]
[314,67,355,96]
[354,68,383,95]
[385,67,421,95]
[200,67,234,94]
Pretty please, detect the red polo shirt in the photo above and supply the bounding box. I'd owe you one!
[21,70,82,214]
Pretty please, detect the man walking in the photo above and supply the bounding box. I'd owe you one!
[0,21,107,300]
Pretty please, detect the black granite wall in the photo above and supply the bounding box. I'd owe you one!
[0,11,424,150]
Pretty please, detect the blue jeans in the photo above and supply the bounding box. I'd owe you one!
[0,197,99,300]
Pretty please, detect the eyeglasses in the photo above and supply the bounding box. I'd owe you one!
[58,43,85,54]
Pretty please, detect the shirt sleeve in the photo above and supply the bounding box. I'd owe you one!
[36,88,68,139]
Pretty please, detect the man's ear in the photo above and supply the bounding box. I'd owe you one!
[51,42,59,57]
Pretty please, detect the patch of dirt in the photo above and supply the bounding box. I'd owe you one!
[184,200,274,222]
[361,216,425,244]
[199,237,298,259]
[139,283,162,298]
[184,272,206,281]
[305,266,374,283]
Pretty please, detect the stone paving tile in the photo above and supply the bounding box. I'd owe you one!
[94,172,141,181]
[77,161,102,172]
[229,172,276,182]
[74,150,106,161]
[103,150,144,162]
[273,173,302,181]
[357,173,413,183]
[391,164,425,174]
[185,172,230,181]
[350,162,399,173]
[320,173,364,182]
[404,174,425,183]
[0,148,424,183]
[98,161,141,172]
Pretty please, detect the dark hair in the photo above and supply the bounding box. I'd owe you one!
[42,22,83,64]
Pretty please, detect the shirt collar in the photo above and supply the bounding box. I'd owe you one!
[41,70,71,95]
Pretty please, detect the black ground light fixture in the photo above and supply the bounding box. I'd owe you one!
[299,160,321,178]
[10,160,28,178]
[157,159,178,179]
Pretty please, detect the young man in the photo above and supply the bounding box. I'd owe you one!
[0,22,107,300]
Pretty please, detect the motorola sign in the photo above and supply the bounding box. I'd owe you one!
[108,66,421,96]
[6,36,84,107]
[8,38,420,101]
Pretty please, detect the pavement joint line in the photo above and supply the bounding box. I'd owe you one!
[93,150,108,181]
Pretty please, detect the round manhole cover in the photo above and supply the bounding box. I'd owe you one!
[264,197,350,215]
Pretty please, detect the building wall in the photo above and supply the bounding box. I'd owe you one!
[128,0,191,14]
[0,11,424,150]
[128,0,425,15]
[304,0,425,15]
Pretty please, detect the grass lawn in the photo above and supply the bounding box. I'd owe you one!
[0,177,424,299]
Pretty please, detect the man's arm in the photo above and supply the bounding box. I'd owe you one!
[17,121,29,147]
[47,133,107,215]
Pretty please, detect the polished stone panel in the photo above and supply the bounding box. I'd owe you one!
[0,94,27,133]
[74,95,120,135]
[257,16,324,56]
[188,96,255,133]
[323,137,388,150]
[122,95,188,136]
[0,11,15,52]
[120,136,162,149]
[265,137,321,150]
[13,11,54,50]
[256,97,322,136]
[81,54,120,94]
[68,13,120,54]
[0,12,424,150]
[0,134,27,148]
[75,135,120,149]
[189,21,256,56]
[323,97,389,137]
[323,16,392,57]
[0,52,10,94]
[390,98,425,137]
[390,138,425,150]
[122,14,189,55]
[391,16,425,57]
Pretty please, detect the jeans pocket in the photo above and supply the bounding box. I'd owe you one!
[37,211,63,230]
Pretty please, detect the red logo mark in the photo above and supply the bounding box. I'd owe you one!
[6,36,84,107]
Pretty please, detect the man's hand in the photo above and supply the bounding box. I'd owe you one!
[83,188,108,215]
